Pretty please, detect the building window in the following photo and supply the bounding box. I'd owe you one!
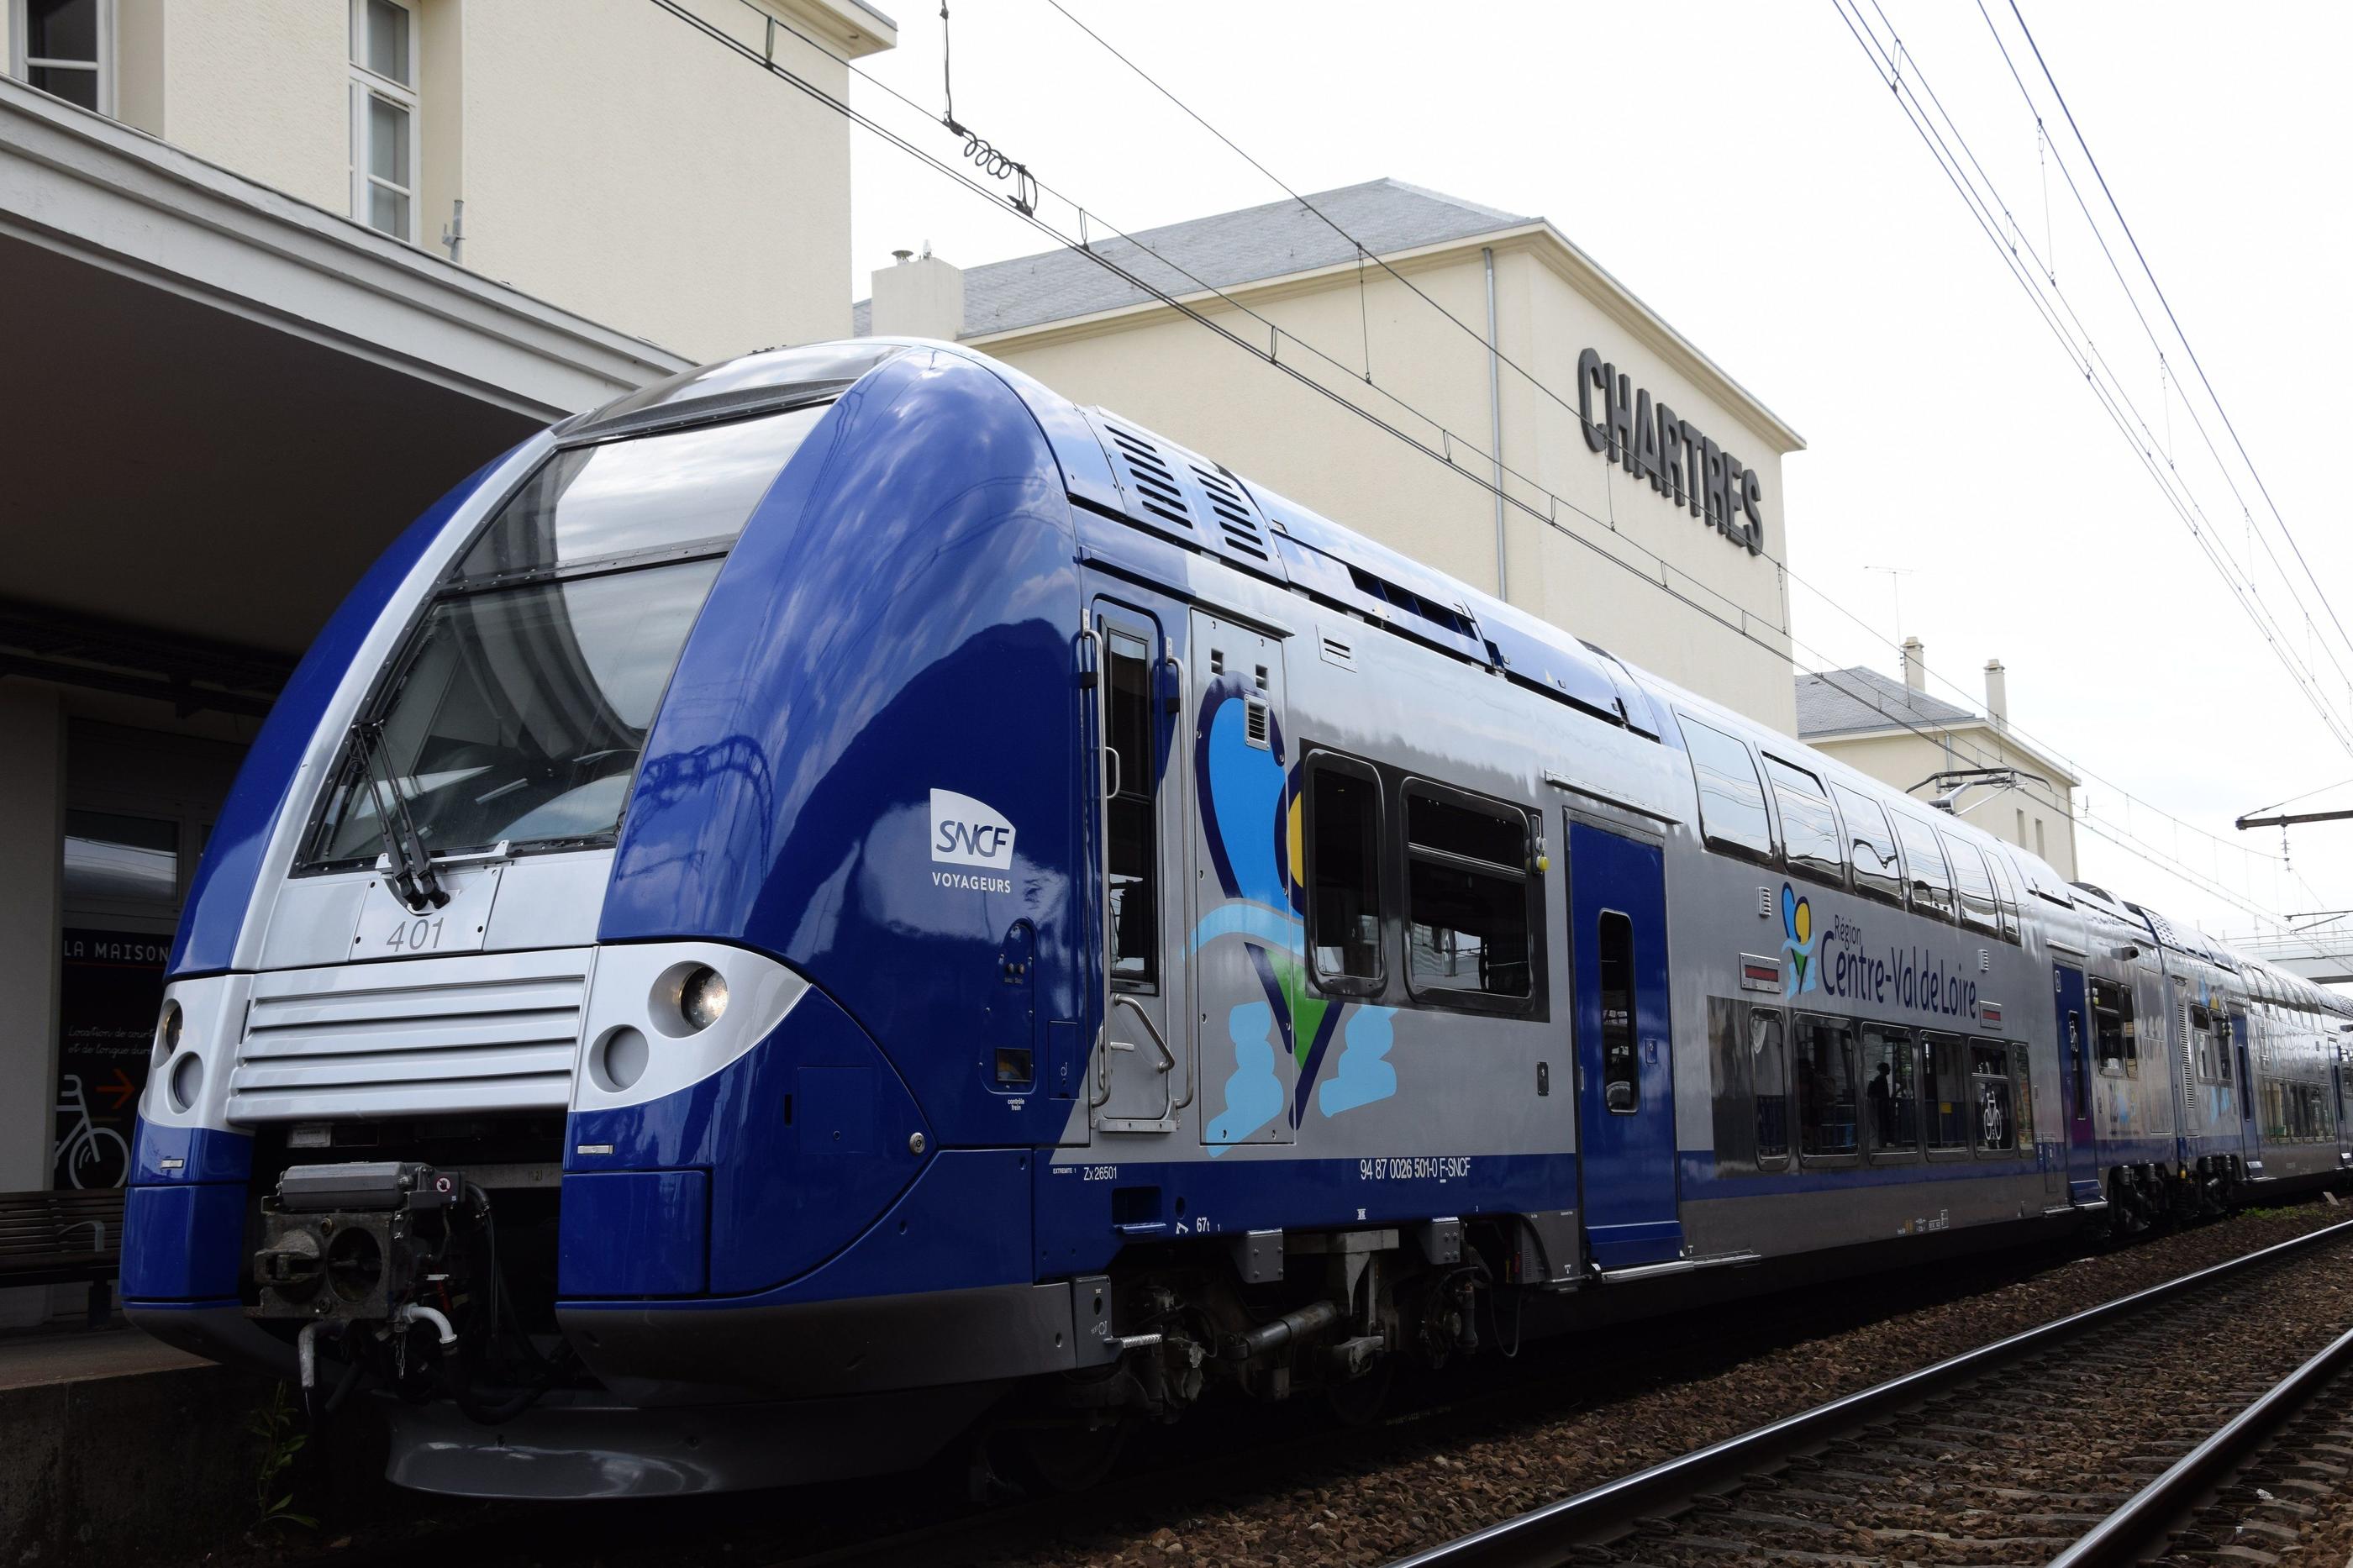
[349,0,418,240]
[15,0,112,113]
[2034,816,2046,860]
[1677,715,1774,863]
[1403,782,1533,1005]
[1305,754,1383,993]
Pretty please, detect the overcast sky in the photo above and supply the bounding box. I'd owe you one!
[833,0,2353,955]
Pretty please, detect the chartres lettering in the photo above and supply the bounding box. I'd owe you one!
[1577,346,1764,555]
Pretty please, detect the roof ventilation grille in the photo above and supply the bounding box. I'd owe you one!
[1191,463,1269,560]
[1102,421,1192,532]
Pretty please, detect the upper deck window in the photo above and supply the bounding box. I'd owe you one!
[1945,834,2003,937]
[303,408,824,868]
[453,405,827,586]
[1892,813,1955,921]
[1831,782,1904,906]
[1763,755,1843,887]
[1677,716,1774,864]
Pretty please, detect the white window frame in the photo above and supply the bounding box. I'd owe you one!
[348,0,420,242]
[10,0,115,117]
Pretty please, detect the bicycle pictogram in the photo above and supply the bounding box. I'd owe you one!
[54,1074,130,1189]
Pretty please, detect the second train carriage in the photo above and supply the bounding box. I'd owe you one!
[120,340,2353,1497]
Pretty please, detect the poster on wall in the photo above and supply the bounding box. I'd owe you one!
[54,928,169,1189]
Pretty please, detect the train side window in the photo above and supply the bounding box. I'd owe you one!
[1924,1032,1970,1151]
[1830,783,1905,906]
[1891,814,1955,921]
[1971,1043,2016,1153]
[1598,913,1637,1113]
[1754,1009,1789,1163]
[1792,1013,1859,1160]
[1304,754,1383,994]
[1403,782,1534,1006]
[1103,629,1159,991]
[1945,836,2002,937]
[1764,755,1845,888]
[2091,979,2135,1078]
[1860,1023,1919,1155]
[1677,716,1776,864]
[1985,846,2022,941]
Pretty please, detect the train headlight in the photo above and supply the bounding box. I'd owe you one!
[155,1000,182,1066]
[678,966,729,1032]
[167,1051,204,1113]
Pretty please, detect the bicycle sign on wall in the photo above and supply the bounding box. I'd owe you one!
[54,928,166,1189]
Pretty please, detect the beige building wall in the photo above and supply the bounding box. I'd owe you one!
[978,228,1803,734]
[13,0,882,359]
[1810,726,2080,881]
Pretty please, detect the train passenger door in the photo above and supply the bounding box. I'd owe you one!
[1568,818,1680,1269]
[1089,594,1188,1134]
[2055,965,2098,1203]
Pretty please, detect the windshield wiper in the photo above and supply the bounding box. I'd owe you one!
[351,719,449,912]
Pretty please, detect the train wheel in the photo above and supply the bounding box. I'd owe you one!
[1324,1356,1394,1429]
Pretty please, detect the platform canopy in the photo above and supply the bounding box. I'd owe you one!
[0,77,693,708]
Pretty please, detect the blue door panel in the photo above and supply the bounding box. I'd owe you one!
[1569,821,1680,1268]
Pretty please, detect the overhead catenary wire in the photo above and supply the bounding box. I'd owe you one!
[1994,0,2353,676]
[1829,0,2353,757]
[647,0,2307,930]
[701,0,2299,897]
[1971,1,2353,713]
[1024,0,2303,903]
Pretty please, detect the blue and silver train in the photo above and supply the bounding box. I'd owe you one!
[123,341,2353,1497]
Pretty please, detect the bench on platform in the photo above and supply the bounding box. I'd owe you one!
[0,1188,124,1325]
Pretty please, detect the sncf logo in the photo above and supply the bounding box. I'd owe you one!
[930,789,1016,870]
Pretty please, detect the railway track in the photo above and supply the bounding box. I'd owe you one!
[1389,1215,2353,1568]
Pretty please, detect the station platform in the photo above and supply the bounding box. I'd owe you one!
[0,1321,276,1566]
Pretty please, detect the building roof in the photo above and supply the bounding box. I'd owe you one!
[1796,666,2081,787]
[1794,666,1981,739]
[852,177,1530,339]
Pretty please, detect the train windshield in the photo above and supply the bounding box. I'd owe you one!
[305,406,825,866]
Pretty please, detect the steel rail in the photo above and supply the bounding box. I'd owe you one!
[1387,1215,2353,1568]
[2046,1316,2353,1567]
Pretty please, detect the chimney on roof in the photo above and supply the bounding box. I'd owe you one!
[1985,659,2008,729]
[871,247,965,342]
[1901,636,1926,694]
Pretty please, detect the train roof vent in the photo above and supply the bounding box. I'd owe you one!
[1345,565,1476,640]
[1099,419,1194,534]
[1190,462,1269,560]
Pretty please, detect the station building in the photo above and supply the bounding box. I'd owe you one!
[1797,639,2081,880]
[0,0,890,1323]
[856,179,1808,731]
